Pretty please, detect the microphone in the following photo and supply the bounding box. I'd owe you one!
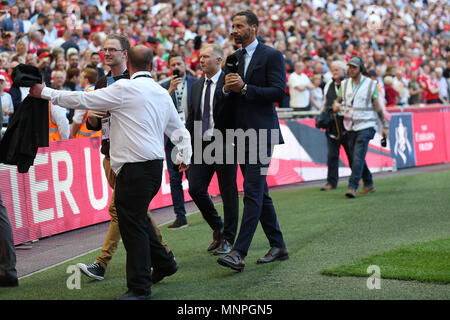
[226,54,239,73]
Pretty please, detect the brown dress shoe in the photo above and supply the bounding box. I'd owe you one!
[207,228,223,252]
[217,250,245,272]
[256,247,289,264]
[320,184,336,191]
[345,188,356,198]
[358,185,376,194]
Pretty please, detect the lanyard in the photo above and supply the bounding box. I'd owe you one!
[349,77,366,107]
[134,74,152,79]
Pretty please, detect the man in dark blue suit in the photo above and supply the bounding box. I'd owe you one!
[217,10,288,272]
[160,52,197,229]
[186,44,239,255]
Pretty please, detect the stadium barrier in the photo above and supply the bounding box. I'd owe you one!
[1,107,449,245]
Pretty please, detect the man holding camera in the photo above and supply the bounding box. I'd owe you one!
[160,52,197,229]
[333,57,389,198]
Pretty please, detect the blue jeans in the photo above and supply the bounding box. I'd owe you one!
[165,140,187,218]
[347,127,375,190]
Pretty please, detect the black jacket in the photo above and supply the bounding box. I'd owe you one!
[0,64,49,173]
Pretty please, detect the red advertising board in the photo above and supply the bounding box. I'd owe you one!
[0,138,113,244]
[443,112,450,163]
[412,112,447,166]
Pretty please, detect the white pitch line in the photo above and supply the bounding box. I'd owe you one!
[18,246,103,280]
[17,213,200,280]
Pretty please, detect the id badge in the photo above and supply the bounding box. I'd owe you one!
[178,110,186,124]
[101,116,111,140]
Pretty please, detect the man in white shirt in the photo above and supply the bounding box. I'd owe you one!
[29,45,192,300]
[49,102,70,140]
[435,67,449,104]
[393,68,410,105]
[288,61,314,110]
[0,76,13,126]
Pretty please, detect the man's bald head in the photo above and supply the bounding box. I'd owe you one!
[128,45,154,71]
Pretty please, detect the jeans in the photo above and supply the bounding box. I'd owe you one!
[347,127,376,190]
[165,140,187,218]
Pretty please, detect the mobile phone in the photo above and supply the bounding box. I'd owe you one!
[173,69,181,78]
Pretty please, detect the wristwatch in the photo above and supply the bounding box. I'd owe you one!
[240,83,247,96]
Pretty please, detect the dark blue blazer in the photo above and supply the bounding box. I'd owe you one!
[186,71,232,138]
[160,75,197,110]
[226,42,285,145]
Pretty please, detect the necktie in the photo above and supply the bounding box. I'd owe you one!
[237,48,247,78]
[202,79,212,134]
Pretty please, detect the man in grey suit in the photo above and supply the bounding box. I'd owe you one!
[185,44,239,256]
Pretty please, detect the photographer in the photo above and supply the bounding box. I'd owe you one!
[333,57,389,198]
[320,60,352,191]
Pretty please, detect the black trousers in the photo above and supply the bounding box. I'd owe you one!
[326,133,352,188]
[115,160,172,295]
[0,192,17,281]
[188,161,239,244]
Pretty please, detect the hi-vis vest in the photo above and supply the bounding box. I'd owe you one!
[74,88,101,139]
[48,102,61,141]
[341,75,378,131]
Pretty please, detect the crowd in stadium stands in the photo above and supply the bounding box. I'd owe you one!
[0,0,449,135]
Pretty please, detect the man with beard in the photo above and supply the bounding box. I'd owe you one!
[217,10,288,273]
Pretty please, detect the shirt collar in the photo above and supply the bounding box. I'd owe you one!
[205,69,222,85]
[131,71,152,79]
[242,38,258,57]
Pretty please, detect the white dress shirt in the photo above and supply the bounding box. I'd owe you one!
[200,69,222,135]
[50,103,70,140]
[41,71,192,173]
[242,39,258,77]
[288,72,312,108]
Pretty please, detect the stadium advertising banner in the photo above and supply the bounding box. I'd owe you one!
[2,115,437,246]
[412,112,447,167]
[0,137,112,245]
[441,112,450,163]
[388,113,416,169]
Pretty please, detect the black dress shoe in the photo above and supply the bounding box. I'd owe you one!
[213,239,232,255]
[0,276,19,287]
[217,250,245,272]
[207,228,223,252]
[256,247,289,264]
[116,290,152,300]
[151,260,179,284]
